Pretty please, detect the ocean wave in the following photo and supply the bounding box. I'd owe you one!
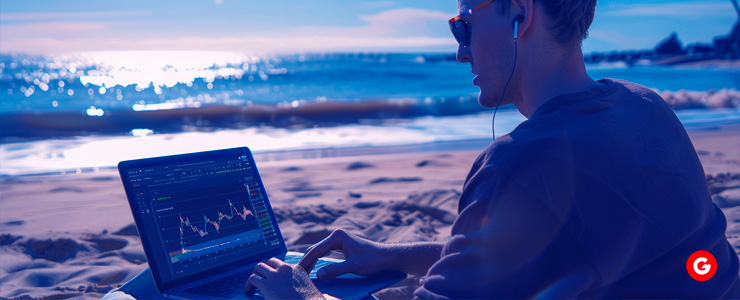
[0,97,486,139]
[2,106,738,176]
[0,110,521,176]
[2,88,739,139]
[658,89,740,109]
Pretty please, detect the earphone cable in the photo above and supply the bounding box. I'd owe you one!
[492,31,518,141]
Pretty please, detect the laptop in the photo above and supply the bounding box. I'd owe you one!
[118,147,406,299]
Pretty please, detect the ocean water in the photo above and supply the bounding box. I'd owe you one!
[1,51,739,114]
[0,52,474,113]
[0,51,739,175]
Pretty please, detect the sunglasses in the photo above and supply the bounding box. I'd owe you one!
[448,0,496,46]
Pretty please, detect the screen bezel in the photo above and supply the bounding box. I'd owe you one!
[117,147,288,293]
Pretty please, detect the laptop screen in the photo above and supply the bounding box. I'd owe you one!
[120,148,283,285]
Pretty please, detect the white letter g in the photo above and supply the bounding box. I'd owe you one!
[693,257,710,275]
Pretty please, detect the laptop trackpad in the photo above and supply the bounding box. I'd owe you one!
[314,270,406,300]
[283,252,406,300]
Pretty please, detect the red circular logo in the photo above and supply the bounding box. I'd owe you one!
[686,250,717,281]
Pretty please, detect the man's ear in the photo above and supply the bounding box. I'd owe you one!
[510,0,534,39]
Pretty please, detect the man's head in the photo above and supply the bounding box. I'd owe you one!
[454,0,597,108]
[506,0,597,46]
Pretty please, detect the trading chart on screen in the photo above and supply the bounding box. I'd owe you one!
[126,154,280,279]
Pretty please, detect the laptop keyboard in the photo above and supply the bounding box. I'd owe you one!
[185,271,249,298]
[183,258,338,298]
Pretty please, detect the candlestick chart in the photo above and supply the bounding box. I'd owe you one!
[153,183,263,263]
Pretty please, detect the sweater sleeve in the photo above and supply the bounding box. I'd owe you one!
[413,168,598,299]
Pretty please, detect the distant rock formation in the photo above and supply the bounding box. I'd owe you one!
[687,43,715,56]
[584,30,728,66]
[654,33,685,55]
[584,0,739,66]
[714,22,740,59]
[713,0,739,58]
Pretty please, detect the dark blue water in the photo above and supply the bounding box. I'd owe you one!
[0,52,475,113]
[0,51,738,114]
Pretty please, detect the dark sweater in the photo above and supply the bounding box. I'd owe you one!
[414,79,740,299]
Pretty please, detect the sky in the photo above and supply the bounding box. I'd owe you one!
[0,0,738,55]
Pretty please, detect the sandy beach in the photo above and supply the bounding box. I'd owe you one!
[1,124,740,299]
[2,0,740,297]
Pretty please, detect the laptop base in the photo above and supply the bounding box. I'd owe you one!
[103,261,396,300]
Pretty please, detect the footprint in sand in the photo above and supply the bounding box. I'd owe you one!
[370,177,422,184]
[346,162,374,170]
[415,160,450,167]
[281,166,303,172]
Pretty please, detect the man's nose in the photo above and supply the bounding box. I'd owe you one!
[456,44,472,63]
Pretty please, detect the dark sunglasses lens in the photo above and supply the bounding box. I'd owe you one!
[449,20,470,46]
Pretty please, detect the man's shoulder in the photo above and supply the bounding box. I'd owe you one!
[606,78,653,94]
[473,78,680,179]
[606,78,664,101]
[475,131,562,175]
[533,78,668,118]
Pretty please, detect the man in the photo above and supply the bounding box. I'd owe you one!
[244,0,740,298]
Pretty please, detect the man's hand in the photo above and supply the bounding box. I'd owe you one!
[298,229,391,280]
[244,257,324,300]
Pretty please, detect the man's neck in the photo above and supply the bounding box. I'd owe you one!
[515,46,599,119]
